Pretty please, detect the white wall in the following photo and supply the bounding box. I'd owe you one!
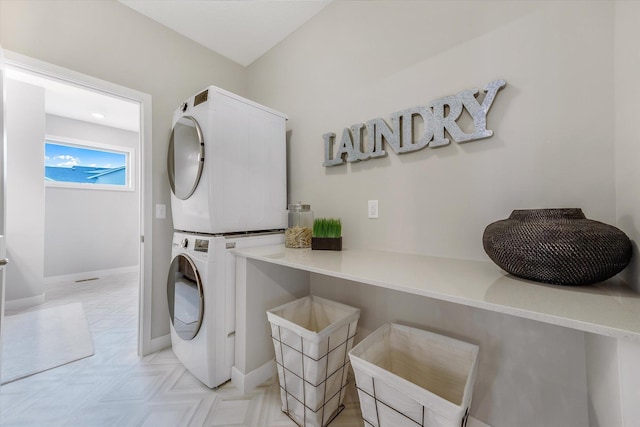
[311,275,589,427]
[585,334,622,427]
[614,1,640,293]
[612,2,640,424]
[247,1,632,426]
[248,1,616,261]
[5,79,45,302]
[44,115,139,278]
[0,0,247,338]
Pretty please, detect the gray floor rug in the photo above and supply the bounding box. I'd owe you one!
[1,302,95,384]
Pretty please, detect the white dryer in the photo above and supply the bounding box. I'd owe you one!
[168,86,288,234]
[167,230,284,388]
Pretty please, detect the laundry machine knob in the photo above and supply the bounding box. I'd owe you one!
[180,238,189,249]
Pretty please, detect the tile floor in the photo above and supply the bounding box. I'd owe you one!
[0,272,364,426]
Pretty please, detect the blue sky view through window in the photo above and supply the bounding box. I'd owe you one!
[45,141,128,186]
[45,142,126,168]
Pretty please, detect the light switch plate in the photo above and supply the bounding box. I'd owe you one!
[155,204,166,219]
[368,200,379,219]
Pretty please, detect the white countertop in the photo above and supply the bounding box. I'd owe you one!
[234,244,640,343]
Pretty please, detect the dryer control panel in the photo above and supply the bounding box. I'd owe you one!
[194,89,208,107]
[194,239,209,253]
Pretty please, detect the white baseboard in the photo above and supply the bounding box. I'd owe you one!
[44,265,138,285]
[231,360,276,394]
[228,360,491,427]
[149,334,171,354]
[468,417,492,427]
[5,293,46,311]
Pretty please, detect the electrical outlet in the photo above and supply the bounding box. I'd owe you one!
[368,200,379,219]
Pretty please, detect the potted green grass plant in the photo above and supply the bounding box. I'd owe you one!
[312,218,342,251]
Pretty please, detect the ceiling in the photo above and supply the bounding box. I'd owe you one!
[119,0,333,66]
[6,67,141,132]
[6,1,330,133]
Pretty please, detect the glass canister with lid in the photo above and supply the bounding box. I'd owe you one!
[285,202,313,248]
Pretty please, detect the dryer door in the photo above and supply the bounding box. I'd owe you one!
[167,254,204,340]
[168,116,204,200]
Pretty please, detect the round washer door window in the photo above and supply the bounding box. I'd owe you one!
[168,116,204,200]
[167,254,204,340]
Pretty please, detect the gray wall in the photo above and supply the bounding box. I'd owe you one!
[0,0,247,338]
[44,114,139,278]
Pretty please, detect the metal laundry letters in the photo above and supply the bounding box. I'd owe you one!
[323,79,506,167]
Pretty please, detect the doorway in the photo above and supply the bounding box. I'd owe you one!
[0,50,153,359]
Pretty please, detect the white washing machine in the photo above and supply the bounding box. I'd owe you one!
[167,230,284,388]
[168,86,288,234]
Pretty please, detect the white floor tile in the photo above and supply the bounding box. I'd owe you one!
[0,272,364,426]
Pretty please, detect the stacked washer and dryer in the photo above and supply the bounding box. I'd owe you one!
[166,86,287,388]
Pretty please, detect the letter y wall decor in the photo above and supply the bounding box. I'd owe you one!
[323,79,506,167]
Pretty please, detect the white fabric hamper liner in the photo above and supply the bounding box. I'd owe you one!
[267,295,360,427]
[348,323,479,427]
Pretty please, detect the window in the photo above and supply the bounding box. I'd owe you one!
[44,137,134,191]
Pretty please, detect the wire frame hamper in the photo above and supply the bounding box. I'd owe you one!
[267,296,360,427]
[348,324,479,427]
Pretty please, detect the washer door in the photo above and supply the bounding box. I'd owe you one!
[168,116,205,200]
[167,254,204,340]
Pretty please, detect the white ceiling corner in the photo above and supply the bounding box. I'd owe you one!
[5,1,332,133]
[118,0,333,66]
[6,67,141,133]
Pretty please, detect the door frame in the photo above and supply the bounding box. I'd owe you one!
[0,45,6,375]
[2,50,154,356]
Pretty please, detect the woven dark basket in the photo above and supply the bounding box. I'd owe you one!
[483,208,632,286]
